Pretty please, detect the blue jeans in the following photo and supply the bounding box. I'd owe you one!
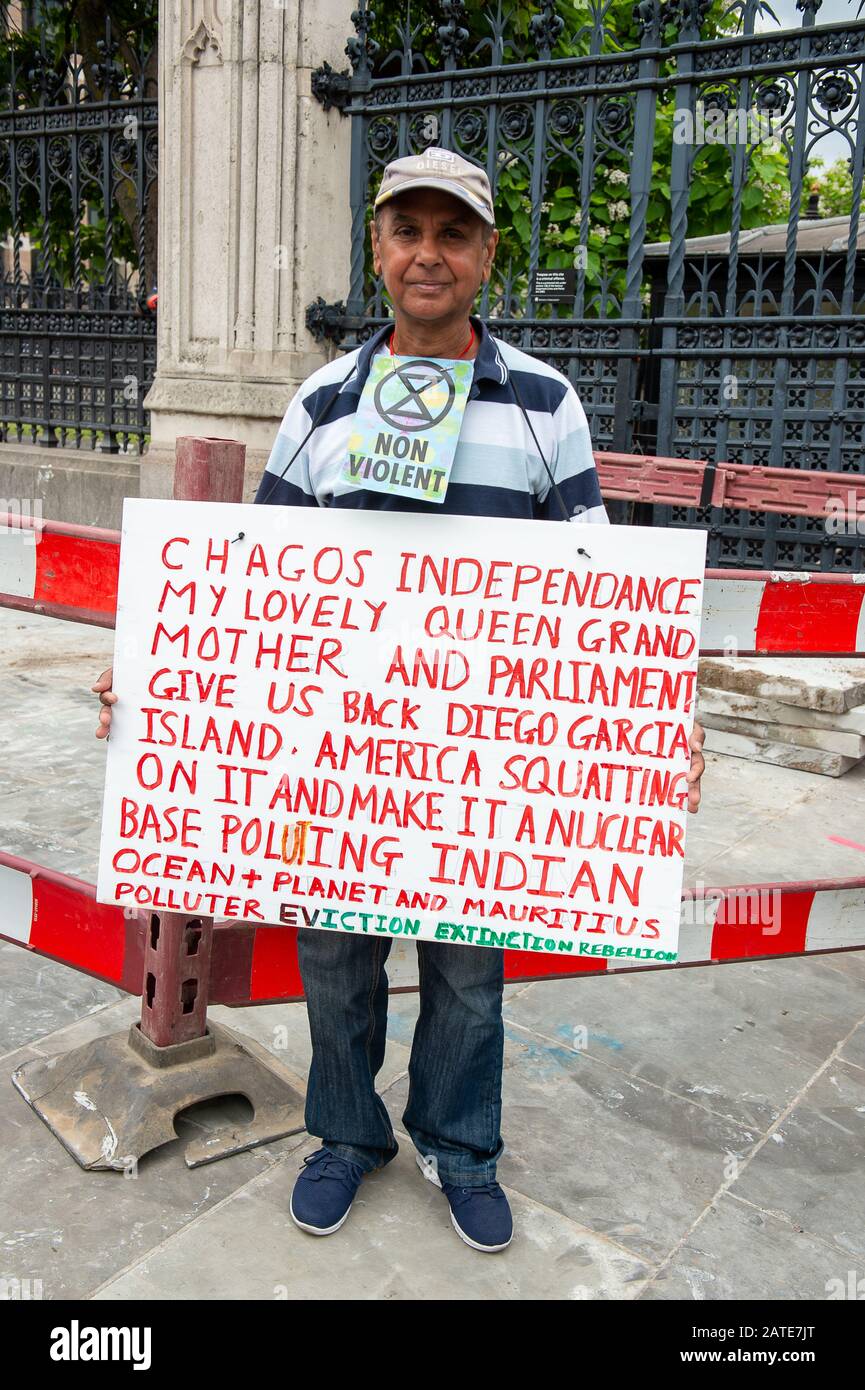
[296,928,505,1186]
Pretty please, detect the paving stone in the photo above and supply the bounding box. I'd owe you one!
[698,657,865,715]
[701,712,865,759]
[24,994,140,1057]
[813,951,865,987]
[699,685,865,735]
[385,1032,755,1265]
[728,1058,865,1259]
[0,1037,304,1300]
[639,1194,854,1301]
[499,954,865,1132]
[0,941,125,1057]
[691,828,865,890]
[839,1020,865,1071]
[93,1136,652,1301]
[703,728,856,777]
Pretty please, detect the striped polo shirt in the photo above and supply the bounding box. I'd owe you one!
[255,314,608,525]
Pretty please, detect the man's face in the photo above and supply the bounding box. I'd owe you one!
[371,187,498,325]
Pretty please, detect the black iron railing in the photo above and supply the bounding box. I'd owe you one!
[311,0,865,571]
[0,16,157,451]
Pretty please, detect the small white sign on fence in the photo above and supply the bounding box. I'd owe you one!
[97,500,706,963]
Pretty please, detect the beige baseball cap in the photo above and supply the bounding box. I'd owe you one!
[374,147,496,227]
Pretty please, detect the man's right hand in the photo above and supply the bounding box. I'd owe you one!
[92,667,116,739]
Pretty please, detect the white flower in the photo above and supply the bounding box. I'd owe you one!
[608,168,629,186]
[593,224,609,241]
[540,200,552,213]
[571,209,582,225]
[608,199,629,221]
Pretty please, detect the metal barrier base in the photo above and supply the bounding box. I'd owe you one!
[11,1020,306,1171]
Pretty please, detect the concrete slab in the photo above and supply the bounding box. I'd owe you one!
[689,816,865,888]
[703,728,856,777]
[92,1135,652,1302]
[816,951,865,986]
[701,711,865,758]
[638,1194,852,1301]
[0,941,125,1057]
[0,1033,305,1300]
[839,1020,865,1071]
[19,994,140,1059]
[384,1031,756,1266]
[681,754,865,886]
[728,1057,865,1259]
[498,954,865,1132]
[699,685,865,735]
[698,657,865,714]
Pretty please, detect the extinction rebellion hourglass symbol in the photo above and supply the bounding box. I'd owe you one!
[343,352,474,501]
[373,359,457,431]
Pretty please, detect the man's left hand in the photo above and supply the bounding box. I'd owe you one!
[686,719,705,814]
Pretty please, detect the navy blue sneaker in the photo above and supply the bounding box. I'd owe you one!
[416,1153,513,1252]
[290,1148,366,1236]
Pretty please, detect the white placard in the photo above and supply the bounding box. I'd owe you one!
[97,500,706,964]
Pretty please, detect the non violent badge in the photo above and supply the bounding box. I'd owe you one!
[342,355,474,504]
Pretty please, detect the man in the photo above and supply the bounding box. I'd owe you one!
[95,147,705,1254]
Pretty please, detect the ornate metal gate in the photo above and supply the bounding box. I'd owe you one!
[310,0,865,571]
[0,15,157,451]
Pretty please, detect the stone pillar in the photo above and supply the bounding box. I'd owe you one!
[142,0,354,498]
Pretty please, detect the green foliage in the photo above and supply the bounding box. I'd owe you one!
[808,156,855,219]
[1,1,157,63]
[0,0,157,283]
[366,1,810,314]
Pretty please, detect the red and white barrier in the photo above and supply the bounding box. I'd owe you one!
[677,878,865,962]
[0,514,119,627]
[0,853,142,994]
[701,569,865,656]
[503,878,865,981]
[2,853,861,999]
[2,481,862,999]
[2,514,864,655]
[596,451,865,517]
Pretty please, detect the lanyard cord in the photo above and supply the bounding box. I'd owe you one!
[508,370,571,524]
[257,327,472,509]
[254,364,357,508]
[257,327,580,531]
